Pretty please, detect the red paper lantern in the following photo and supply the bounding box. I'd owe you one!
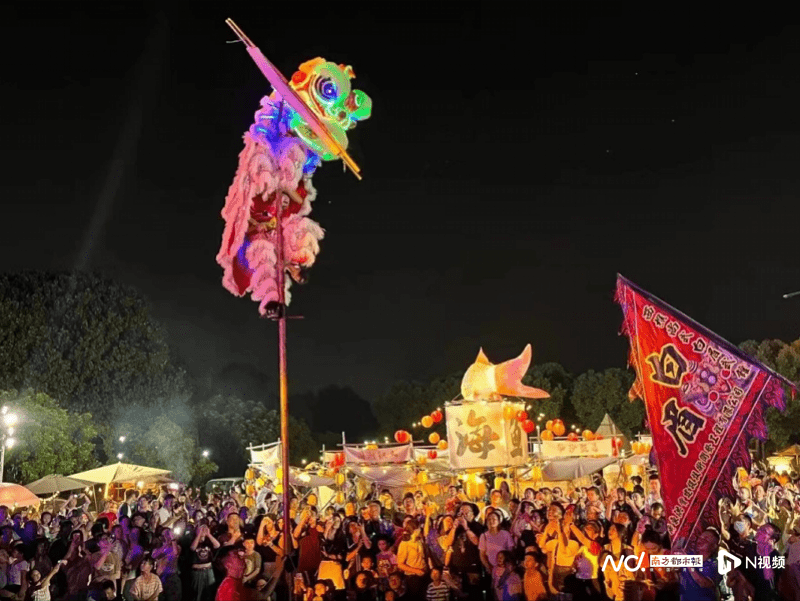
[595,434,604,441]
[516,410,528,422]
[567,432,579,442]
[521,419,536,434]
[395,430,409,444]
[552,419,565,436]
[431,410,443,423]
[428,450,438,460]
[545,420,554,431]
[540,429,554,440]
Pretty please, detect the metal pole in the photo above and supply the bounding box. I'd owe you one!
[275,184,292,558]
[0,442,4,483]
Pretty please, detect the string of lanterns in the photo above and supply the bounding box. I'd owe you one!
[394,408,449,454]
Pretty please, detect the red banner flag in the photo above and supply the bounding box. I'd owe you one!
[615,275,793,547]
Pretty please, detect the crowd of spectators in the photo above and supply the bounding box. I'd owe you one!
[1,466,800,600]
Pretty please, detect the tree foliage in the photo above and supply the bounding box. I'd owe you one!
[372,374,461,439]
[198,395,318,474]
[123,415,218,486]
[570,368,645,437]
[739,339,800,451]
[522,362,576,422]
[0,271,189,431]
[303,386,378,441]
[1,389,98,483]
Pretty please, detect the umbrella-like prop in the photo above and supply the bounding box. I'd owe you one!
[0,482,41,507]
[25,474,95,496]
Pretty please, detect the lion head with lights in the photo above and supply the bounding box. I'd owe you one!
[280,58,372,161]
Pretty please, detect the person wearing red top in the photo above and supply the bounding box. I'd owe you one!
[215,547,246,601]
[97,500,118,528]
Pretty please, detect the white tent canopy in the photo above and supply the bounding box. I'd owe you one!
[68,462,171,484]
[25,475,95,495]
[595,414,625,441]
[289,469,334,488]
[541,457,618,481]
[347,465,447,488]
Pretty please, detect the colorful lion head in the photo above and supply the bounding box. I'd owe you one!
[282,58,372,161]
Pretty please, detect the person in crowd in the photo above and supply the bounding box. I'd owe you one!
[492,551,523,601]
[396,518,427,599]
[119,491,139,521]
[215,546,245,601]
[600,523,634,601]
[294,507,325,585]
[189,524,219,601]
[481,491,510,524]
[130,556,163,601]
[424,567,448,601]
[26,560,63,601]
[522,551,547,601]
[678,528,721,601]
[479,510,514,580]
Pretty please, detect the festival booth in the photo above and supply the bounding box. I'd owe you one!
[237,345,659,513]
[769,444,800,475]
[68,462,172,501]
[246,442,336,510]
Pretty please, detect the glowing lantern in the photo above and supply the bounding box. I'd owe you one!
[418,471,429,485]
[335,453,345,466]
[583,430,595,441]
[503,405,516,421]
[417,456,427,466]
[366,443,378,450]
[335,473,345,486]
[530,465,543,481]
[552,419,565,436]
[437,439,448,451]
[395,430,409,444]
[429,432,441,445]
[431,410,443,423]
[256,477,267,487]
[521,419,535,434]
[335,491,345,504]
[246,484,256,496]
[516,410,528,422]
[245,497,255,508]
[545,420,553,431]
[464,475,486,499]
[541,429,554,441]
[567,432,579,442]
[595,434,604,441]
[245,469,255,480]
[421,415,434,428]
[428,450,438,460]
[274,483,283,494]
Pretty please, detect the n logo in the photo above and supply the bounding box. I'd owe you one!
[717,549,741,575]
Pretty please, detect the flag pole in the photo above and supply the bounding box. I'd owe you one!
[275,178,292,561]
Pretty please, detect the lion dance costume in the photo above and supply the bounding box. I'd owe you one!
[217,58,371,314]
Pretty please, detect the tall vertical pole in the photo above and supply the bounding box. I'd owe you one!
[275,185,292,557]
[0,442,5,483]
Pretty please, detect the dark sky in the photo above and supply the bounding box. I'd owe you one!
[3,3,800,402]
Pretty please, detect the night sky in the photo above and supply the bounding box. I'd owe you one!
[4,3,800,402]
